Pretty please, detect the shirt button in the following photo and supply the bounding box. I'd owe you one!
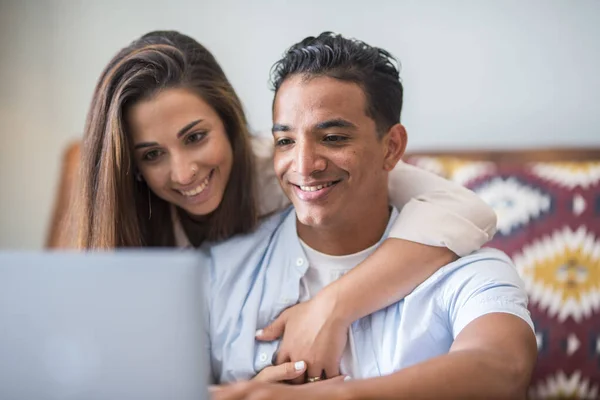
[259,352,268,362]
[296,258,304,266]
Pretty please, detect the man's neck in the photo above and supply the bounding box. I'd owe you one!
[296,201,391,256]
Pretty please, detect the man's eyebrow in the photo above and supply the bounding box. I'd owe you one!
[315,118,357,130]
[272,123,290,134]
[272,119,357,134]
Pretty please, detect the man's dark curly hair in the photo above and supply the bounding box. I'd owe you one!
[270,32,403,136]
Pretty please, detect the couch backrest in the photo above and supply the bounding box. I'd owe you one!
[46,141,80,248]
[405,148,600,399]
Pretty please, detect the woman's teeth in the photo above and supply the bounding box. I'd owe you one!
[180,174,210,197]
[299,182,335,192]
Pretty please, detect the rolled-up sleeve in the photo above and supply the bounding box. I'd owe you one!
[388,161,497,256]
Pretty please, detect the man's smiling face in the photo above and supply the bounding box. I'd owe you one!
[272,74,391,230]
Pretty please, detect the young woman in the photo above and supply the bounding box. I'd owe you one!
[73,30,497,381]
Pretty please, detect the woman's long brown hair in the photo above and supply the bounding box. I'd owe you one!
[74,31,258,249]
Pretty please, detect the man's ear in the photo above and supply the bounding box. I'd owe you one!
[382,123,407,171]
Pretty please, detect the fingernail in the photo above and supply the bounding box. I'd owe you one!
[294,361,306,371]
[344,376,352,381]
[255,329,263,337]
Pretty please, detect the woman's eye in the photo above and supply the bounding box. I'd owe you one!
[275,138,293,147]
[185,131,207,145]
[143,149,163,161]
[323,135,347,143]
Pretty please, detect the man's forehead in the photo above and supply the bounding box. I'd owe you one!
[273,75,369,124]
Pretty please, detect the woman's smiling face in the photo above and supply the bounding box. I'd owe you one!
[128,87,233,218]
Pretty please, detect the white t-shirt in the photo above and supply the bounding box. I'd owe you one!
[174,135,497,255]
[298,238,381,379]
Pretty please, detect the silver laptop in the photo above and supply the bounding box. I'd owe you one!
[0,251,208,400]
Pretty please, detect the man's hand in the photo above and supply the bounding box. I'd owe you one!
[255,292,349,384]
[210,376,346,400]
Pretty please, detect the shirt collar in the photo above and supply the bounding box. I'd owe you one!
[277,205,400,278]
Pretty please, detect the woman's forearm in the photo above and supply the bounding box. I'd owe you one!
[318,238,456,324]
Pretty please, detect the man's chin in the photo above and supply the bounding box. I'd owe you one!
[294,208,333,229]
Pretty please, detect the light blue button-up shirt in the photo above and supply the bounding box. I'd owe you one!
[201,206,533,384]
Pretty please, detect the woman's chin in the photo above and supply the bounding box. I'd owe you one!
[180,201,220,221]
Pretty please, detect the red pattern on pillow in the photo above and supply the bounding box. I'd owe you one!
[406,156,600,399]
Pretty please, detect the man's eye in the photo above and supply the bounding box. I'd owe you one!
[143,149,163,161]
[185,131,207,145]
[275,138,293,147]
[323,135,347,143]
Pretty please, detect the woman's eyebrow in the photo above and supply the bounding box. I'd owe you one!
[176,119,204,138]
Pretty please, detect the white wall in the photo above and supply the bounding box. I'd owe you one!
[1,0,599,249]
[1,0,59,249]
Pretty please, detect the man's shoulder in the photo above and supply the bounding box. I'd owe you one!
[412,248,525,303]
[436,248,534,336]
[442,248,519,280]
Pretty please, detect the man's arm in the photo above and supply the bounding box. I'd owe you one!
[212,315,536,400]
[338,312,537,400]
[338,252,538,399]
[333,253,538,399]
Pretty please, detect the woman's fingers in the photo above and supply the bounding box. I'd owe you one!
[274,346,290,366]
[255,311,287,342]
[209,385,223,393]
[253,360,306,383]
[289,372,306,385]
[302,374,347,386]
[317,375,347,385]
[325,362,341,383]
[306,360,340,384]
[292,364,344,385]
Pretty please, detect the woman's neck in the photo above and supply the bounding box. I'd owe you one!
[177,208,210,247]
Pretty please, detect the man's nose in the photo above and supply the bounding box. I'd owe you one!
[293,139,327,177]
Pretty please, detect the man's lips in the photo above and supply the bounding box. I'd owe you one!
[290,179,341,201]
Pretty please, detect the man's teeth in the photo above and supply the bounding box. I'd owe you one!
[180,175,210,196]
[299,182,335,192]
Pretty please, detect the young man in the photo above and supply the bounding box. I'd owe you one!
[206,32,537,399]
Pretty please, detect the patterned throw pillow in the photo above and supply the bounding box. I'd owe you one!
[407,156,600,400]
